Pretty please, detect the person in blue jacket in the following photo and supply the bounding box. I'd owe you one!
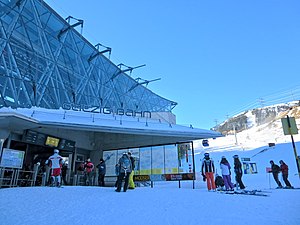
[115,153,132,192]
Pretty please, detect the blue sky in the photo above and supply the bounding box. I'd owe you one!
[45,0,300,129]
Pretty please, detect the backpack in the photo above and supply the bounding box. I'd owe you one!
[120,156,131,171]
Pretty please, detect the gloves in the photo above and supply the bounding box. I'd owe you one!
[202,175,206,182]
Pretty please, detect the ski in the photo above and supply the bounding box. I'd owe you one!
[278,187,300,190]
[217,189,269,196]
[233,190,269,197]
[250,189,272,193]
[216,190,235,195]
[270,187,300,190]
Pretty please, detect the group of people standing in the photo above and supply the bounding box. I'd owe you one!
[80,158,107,186]
[46,149,293,191]
[46,149,137,190]
[270,160,293,189]
[46,150,107,187]
[201,152,293,191]
[201,153,245,191]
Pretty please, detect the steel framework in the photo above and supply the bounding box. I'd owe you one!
[0,0,177,113]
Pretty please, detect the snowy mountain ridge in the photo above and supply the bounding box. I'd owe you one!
[195,101,300,152]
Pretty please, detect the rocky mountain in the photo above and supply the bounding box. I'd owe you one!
[196,100,300,152]
[214,100,300,135]
[194,101,300,152]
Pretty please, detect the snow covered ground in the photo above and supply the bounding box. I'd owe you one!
[1,140,300,225]
[1,118,300,225]
[0,182,299,225]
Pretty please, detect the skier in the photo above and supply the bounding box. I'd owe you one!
[269,160,283,188]
[279,160,293,188]
[46,149,64,187]
[233,155,245,190]
[220,156,234,191]
[115,152,132,192]
[96,158,106,186]
[128,152,135,189]
[201,152,216,191]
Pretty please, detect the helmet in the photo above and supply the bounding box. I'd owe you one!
[233,155,239,158]
[54,149,59,154]
[204,153,209,158]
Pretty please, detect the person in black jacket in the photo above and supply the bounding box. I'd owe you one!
[233,155,245,190]
[215,174,225,191]
[270,160,283,188]
[61,162,68,185]
[201,152,216,191]
[128,152,135,189]
[96,158,106,187]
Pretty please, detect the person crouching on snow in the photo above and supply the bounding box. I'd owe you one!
[46,149,64,187]
[215,174,225,191]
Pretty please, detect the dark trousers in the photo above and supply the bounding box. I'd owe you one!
[282,173,292,187]
[84,172,93,186]
[62,174,68,185]
[98,174,105,186]
[116,172,130,192]
[235,173,245,189]
[272,172,282,187]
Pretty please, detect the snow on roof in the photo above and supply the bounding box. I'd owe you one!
[0,107,222,138]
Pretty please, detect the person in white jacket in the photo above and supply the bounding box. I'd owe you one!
[46,149,64,187]
[220,156,234,191]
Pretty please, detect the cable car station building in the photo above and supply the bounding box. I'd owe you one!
[0,0,221,187]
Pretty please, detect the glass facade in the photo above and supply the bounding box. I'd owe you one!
[0,0,177,113]
[103,143,194,178]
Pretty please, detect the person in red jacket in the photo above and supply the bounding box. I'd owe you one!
[279,160,293,189]
[84,158,94,186]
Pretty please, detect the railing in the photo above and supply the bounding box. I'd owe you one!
[0,167,39,188]
[0,166,142,188]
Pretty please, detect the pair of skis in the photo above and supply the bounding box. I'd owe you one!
[218,189,270,197]
[232,189,269,197]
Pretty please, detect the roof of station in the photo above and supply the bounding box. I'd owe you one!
[0,107,222,150]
